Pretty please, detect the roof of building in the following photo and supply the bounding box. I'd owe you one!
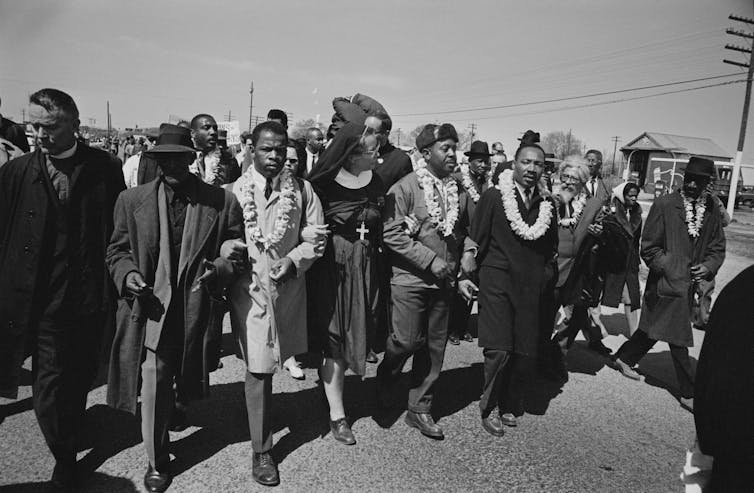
[620,132,732,159]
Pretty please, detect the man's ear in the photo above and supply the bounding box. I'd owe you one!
[420,148,430,161]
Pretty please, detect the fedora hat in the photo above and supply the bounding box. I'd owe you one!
[464,140,492,157]
[145,123,196,154]
[685,156,715,178]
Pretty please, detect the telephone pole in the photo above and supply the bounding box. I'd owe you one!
[226,109,233,121]
[724,9,754,219]
[248,81,254,132]
[395,128,402,146]
[469,123,477,147]
[611,136,621,175]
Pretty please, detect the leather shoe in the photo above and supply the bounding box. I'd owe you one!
[252,452,280,487]
[143,464,171,493]
[448,334,460,345]
[50,461,76,493]
[613,358,641,380]
[405,411,444,439]
[462,332,474,343]
[588,340,613,356]
[500,412,518,427]
[169,407,188,432]
[365,350,379,364]
[329,417,356,445]
[481,414,505,437]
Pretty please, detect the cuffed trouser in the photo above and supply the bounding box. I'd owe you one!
[377,285,450,413]
[244,371,273,453]
[615,329,695,398]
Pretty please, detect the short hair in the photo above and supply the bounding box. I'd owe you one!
[240,131,252,143]
[267,109,288,127]
[373,112,392,132]
[177,120,190,128]
[251,121,288,146]
[514,143,545,160]
[29,88,79,120]
[558,154,590,183]
[585,149,603,162]
[190,114,215,129]
[306,127,323,138]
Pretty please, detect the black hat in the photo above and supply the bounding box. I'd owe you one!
[518,130,540,145]
[416,123,458,151]
[145,123,196,154]
[464,140,492,157]
[685,156,715,178]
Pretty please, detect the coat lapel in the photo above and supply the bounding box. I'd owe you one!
[177,182,218,284]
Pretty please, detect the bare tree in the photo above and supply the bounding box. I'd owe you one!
[290,118,326,141]
[542,130,585,159]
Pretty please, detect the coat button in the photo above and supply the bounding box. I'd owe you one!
[27,210,35,217]
[23,245,31,253]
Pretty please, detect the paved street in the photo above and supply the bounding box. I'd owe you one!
[1,247,752,493]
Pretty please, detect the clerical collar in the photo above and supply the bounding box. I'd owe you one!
[50,141,78,159]
[335,168,372,189]
[250,166,281,191]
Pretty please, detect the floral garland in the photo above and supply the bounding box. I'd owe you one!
[190,151,221,185]
[557,191,588,228]
[459,164,482,203]
[238,168,296,250]
[680,191,707,238]
[496,169,553,241]
[415,167,459,236]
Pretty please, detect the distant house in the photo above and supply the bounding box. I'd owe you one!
[620,132,732,192]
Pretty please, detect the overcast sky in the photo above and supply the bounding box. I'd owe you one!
[2,0,753,169]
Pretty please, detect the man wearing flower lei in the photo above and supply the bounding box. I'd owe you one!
[189,113,241,186]
[377,123,473,440]
[613,157,725,412]
[447,140,493,345]
[219,121,325,486]
[458,143,558,437]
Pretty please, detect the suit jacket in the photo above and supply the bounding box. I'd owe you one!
[0,146,125,398]
[586,176,610,203]
[105,175,242,413]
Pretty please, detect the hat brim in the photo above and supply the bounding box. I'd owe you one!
[685,169,715,178]
[464,151,493,157]
[146,144,197,154]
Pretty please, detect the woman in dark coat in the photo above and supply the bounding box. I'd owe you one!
[601,182,642,335]
[307,122,384,445]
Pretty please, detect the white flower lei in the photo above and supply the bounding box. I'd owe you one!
[496,169,553,241]
[415,167,459,237]
[459,164,482,203]
[557,191,588,228]
[680,191,706,238]
[238,168,297,250]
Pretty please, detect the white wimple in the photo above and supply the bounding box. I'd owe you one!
[681,191,706,238]
[496,169,553,241]
[415,167,460,237]
[459,164,482,203]
[558,192,588,228]
[239,168,297,250]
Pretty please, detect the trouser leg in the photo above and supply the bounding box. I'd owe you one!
[140,345,180,470]
[377,285,424,389]
[245,372,273,453]
[614,329,656,366]
[555,305,589,350]
[669,344,695,398]
[478,349,511,418]
[448,292,471,338]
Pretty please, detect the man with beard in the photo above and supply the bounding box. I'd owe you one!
[460,143,558,436]
[190,113,240,186]
[612,157,725,411]
[0,88,125,491]
[377,123,473,439]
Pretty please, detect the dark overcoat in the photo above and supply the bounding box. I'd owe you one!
[602,197,643,310]
[105,176,242,414]
[0,147,124,398]
[471,186,558,355]
[638,192,725,347]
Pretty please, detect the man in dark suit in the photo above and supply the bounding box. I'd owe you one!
[0,88,125,491]
[303,127,324,176]
[106,124,242,492]
[373,113,413,189]
[584,149,610,202]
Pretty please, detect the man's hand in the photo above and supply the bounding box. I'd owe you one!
[457,279,478,303]
[220,239,247,262]
[429,256,451,280]
[191,259,218,293]
[460,251,477,276]
[404,213,421,237]
[587,222,603,236]
[270,257,296,284]
[690,264,710,282]
[301,224,329,254]
[125,271,151,297]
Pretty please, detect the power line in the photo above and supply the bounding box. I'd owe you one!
[393,73,742,117]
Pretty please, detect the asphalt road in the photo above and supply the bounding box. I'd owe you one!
[1,250,752,493]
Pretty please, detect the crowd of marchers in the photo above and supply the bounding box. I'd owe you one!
[1,88,749,493]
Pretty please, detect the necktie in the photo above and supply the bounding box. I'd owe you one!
[589,179,596,196]
[264,178,273,199]
[524,188,532,208]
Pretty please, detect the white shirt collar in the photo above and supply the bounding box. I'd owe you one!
[250,166,280,191]
[50,141,78,159]
[513,180,532,199]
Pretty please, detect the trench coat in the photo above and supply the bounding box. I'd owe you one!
[226,174,324,374]
[638,192,725,347]
[105,176,242,414]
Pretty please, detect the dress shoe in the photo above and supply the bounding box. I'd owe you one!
[366,350,379,364]
[500,412,518,427]
[50,462,76,493]
[329,417,356,445]
[143,463,172,493]
[481,414,505,437]
[462,332,474,343]
[284,358,305,380]
[404,411,444,439]
[169,407,188,432]
[588,340,613,356]
[448,334,460,345]
[679,397,694,412]
[613,358,641,380]
[252,452,280,487]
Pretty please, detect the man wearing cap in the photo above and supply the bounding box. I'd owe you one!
[612,156,725,411]
[106,123,242,492]
[377,123,473,439]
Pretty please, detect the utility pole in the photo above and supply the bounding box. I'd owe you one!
[106,101,111,145]
[248,81,254,132]
[395,128,402,146]
[21,108,26,123]
[226,109,233,121]
[469,123,477,147]
[566,129,572,155]
[611,136,621,176]
[724,9,754,219]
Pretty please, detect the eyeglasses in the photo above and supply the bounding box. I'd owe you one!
[560,174,581,183]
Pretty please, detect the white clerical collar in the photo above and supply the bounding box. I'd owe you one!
[335,168,372,189]
[250,166,281,190]
[50,141,77,159]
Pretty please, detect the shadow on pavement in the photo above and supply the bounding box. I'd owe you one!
[0,396,33,425]
[639,350,698,400]
[0,472,138,493]
[565,342,610,376]
[76,404,142,477]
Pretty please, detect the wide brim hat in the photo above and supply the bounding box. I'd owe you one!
[464,140,492,157]
[145,123,196,154]
[685,156,715,178]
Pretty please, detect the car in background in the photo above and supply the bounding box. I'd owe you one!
[737,185,754,209]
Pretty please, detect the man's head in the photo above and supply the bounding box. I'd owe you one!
[491,153,507,170]
[251,121,289,178]
[190,114,218,152]
[513,144,546,189]
[28,88,80,155]
[267,109,288,129]
[240,131,253,152]
[146,123,197,185]
[682,156,715,199]
[491,142,505,155]
[585,149,603,178]
[305,127,324,154]
[373,112,392,147]
[464,141,492,177]
[557,154,590,197]
[416,123,459,178]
